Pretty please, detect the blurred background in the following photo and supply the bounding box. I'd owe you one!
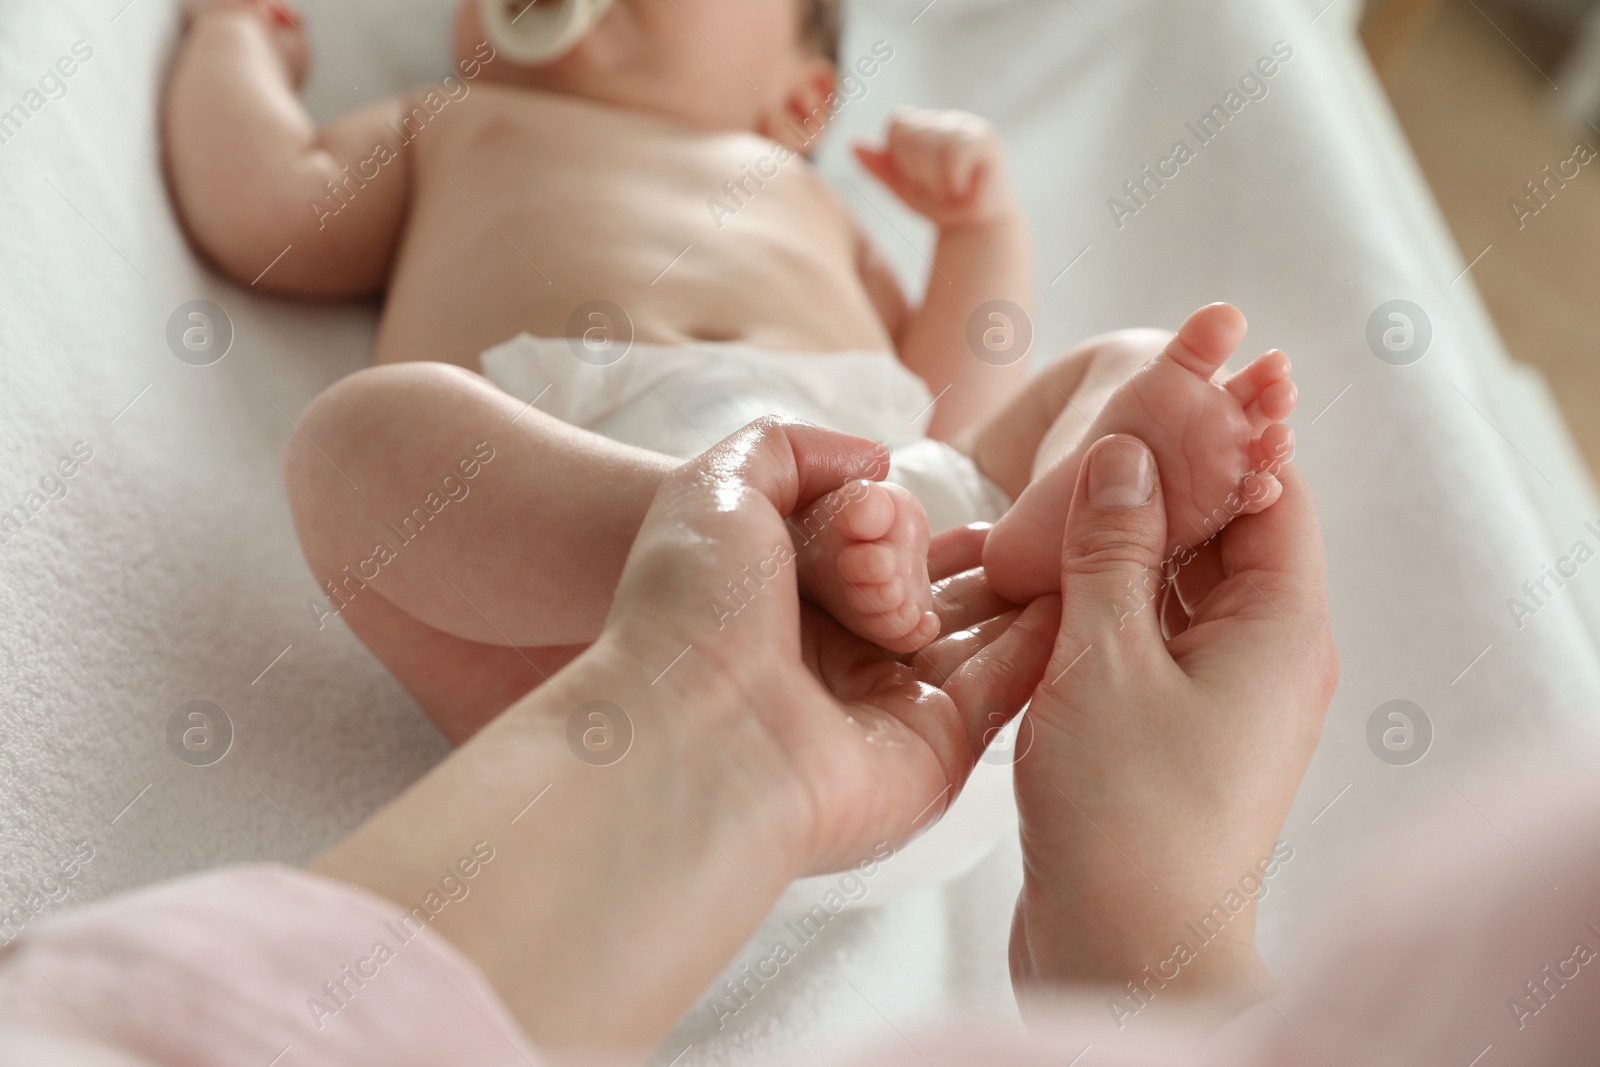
[1366,0,1600,474]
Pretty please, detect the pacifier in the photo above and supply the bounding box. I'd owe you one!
[478,0,615,64]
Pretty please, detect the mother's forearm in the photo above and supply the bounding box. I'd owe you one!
[313,642,806,1062]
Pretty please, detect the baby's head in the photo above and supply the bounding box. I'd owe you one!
[455,0,840,149]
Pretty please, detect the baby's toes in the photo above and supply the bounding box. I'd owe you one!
[838,541,899,590]
[1239,423,1295,514]
[1225,350,1293,425]
[1160,303,1249,380]
[842,579,905,623]
[1247,379,1298,424]
[854,597,939,653]
[834,482,898,543]
[801,480,937,652]
[1254,421,1294,466]
[1238,470,1284,515]
[892,606,942,650]
[1224,349,1289,399]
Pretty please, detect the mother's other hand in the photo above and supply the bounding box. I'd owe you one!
[1009,434,1337,1014]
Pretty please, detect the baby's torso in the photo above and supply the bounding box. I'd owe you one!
[374,85,892,368]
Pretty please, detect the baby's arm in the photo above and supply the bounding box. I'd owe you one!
[856,109,1035,441]
[163,0,411,296]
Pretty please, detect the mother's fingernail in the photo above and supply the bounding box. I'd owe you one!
[1088,436,1155,507]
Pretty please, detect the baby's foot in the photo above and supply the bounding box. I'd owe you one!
[985,303,1297,603]
[794,480,939,654]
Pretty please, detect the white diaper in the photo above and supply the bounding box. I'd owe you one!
[479,334,1011,532]
[480,334,1020,913]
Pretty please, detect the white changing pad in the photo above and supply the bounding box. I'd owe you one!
[3,1,1600,1065]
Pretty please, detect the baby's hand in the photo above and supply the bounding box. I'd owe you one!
[855,108,1019,229]
[184,0,309,87]
[186,0,301,25]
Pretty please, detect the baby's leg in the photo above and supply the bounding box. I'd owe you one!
[287,362,674,741]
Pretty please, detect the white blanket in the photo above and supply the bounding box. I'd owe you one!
[2,1,1598,1064]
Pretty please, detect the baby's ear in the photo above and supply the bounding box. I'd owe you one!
[759,57,837,154]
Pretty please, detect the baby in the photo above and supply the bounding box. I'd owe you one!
[164,0,1299,739]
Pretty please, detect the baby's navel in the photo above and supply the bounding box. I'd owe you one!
[686,326,745,344]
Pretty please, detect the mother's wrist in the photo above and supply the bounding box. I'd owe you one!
[554,637,817,885]
[1011,871,1270,1011]
[315,641,811,1059]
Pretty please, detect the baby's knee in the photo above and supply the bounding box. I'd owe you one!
[317,362,486,421]
[301,363,488,451]
[288,364,472,501]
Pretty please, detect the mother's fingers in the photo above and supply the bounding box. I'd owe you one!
[939,595,1061,759]
[1209,462,1330,630]
[616,418,890,668]
[1173,538,1226,616]
[928,523,991,582]
[689,417,889,519]
[1178,462,1338,696]
[1222,458,1323,562]
[644,418,887,560]
[912,606,1019,683]
[931,566,1015,638]
[1055,435,1170,653]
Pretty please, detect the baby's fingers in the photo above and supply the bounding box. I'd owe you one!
[886,123,943,192]
[854,143,902,189]
[947,143,986,201]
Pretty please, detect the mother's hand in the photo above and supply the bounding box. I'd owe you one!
[1008,434,1338,1011]
[599,416,1057,874]
[319,417,1053,1062]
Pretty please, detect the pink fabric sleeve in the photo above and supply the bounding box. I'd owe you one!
[6,766,1597,1066]
[0,865,540,1067]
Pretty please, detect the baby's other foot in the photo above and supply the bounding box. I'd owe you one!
[985,303,1298,603]
[795,480,939,654]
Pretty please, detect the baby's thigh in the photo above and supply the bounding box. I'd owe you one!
[284,361,587,744]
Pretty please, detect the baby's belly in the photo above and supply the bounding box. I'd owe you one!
[375,184,892,368]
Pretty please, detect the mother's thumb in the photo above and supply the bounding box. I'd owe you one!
[1057,434,1168,648]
